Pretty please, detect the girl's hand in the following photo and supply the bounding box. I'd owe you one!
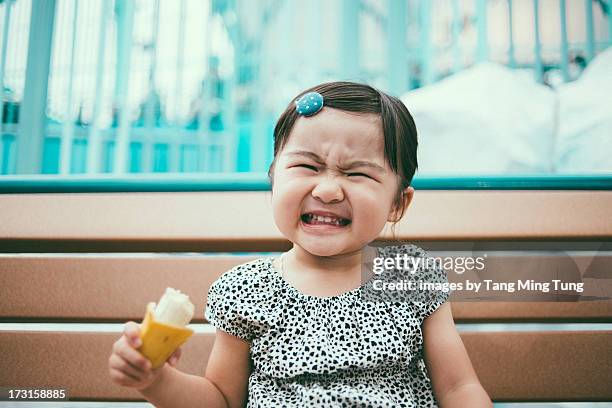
[108,321,182,390]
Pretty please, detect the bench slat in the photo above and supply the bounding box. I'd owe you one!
[1,191,611,252]
[450,301,612,323]
[1,331,610,402]
[2,255,611,322]
[462,331,612,402]
[0,331,214,401]
[0,256,249,322]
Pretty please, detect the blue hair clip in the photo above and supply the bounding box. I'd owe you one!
[295,91,324,116]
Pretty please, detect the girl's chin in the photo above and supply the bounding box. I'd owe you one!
[300,245,345,258]
[296,231,351,255]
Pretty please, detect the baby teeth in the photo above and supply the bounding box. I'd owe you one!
[308,214,343,225]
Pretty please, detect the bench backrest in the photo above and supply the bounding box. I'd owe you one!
[1,190,611,403]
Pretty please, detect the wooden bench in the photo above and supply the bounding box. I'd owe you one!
[1,189,611,405]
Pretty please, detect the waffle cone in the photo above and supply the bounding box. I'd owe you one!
[138,302,194,369]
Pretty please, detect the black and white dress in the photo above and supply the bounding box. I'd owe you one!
[205,244,451,407]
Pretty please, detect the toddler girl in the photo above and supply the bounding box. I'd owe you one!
[109,81,492,407]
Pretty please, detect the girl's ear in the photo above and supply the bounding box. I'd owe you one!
[388,186,415,223]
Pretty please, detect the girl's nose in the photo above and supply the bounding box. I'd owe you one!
[311,176,344,203]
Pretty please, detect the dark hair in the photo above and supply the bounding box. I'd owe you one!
[267,81,418,237]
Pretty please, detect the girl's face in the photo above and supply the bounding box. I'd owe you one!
[271,107,409,257]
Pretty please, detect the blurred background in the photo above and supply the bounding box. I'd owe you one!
[0,0,611,178]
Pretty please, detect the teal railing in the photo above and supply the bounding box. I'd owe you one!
[0,173,611,193]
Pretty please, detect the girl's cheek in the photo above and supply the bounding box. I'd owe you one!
[278,171,303,184]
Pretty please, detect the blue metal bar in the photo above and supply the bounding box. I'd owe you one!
[451,0,462,73]
[585,0,595,61]
[419,0,434,86]
[609,0,612,46]
[387,0,408,93]
[197,0,214,173]
[86,0,111,174]
[170,0,187,173]
[1,135,14,174]
[559,0,570,82]
[1,174,612,193]
[307,0,322,87]
[175,0,186,126]
[249,77,268,173]
[113,0,135,174]
[248,4,268,173]
[59,0,79,175]
[533,0,543,83]
[142,0,160,174]
[0,0,14,149]
[507,0,516,68]
[221,0,238,172]
[476,0,488,62]
[16,0,56,174]
[341,0,359,79]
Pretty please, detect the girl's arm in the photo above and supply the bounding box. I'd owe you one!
[140,329,252,408]
[422,302,493,408]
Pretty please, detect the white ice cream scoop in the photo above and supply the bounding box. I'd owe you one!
[153,287,195,327]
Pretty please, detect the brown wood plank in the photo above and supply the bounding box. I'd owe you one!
[463,331,612,402]
[450,301,612,323]
[0,255,257,322]
[0,331,214,402]
[1,331,610,402]
[0,238,292,253]
[1,191,611,252]
[1,255,611,322]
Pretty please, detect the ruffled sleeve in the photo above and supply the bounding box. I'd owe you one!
[410,247,452,321]
[204,267,256,341]
[375,244,451,321]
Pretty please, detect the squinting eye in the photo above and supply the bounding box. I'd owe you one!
[296,164,317,171]
[349,173,371,178]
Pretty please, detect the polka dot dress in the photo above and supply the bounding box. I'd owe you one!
[205,244,451,407]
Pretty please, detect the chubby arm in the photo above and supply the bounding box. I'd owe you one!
[140,329,252,408]
[205,329,253,407]
[422,302,492,408]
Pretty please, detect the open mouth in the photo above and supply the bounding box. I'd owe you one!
[301,213,352,227]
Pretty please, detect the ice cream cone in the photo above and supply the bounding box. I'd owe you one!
[138,302,194,369]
